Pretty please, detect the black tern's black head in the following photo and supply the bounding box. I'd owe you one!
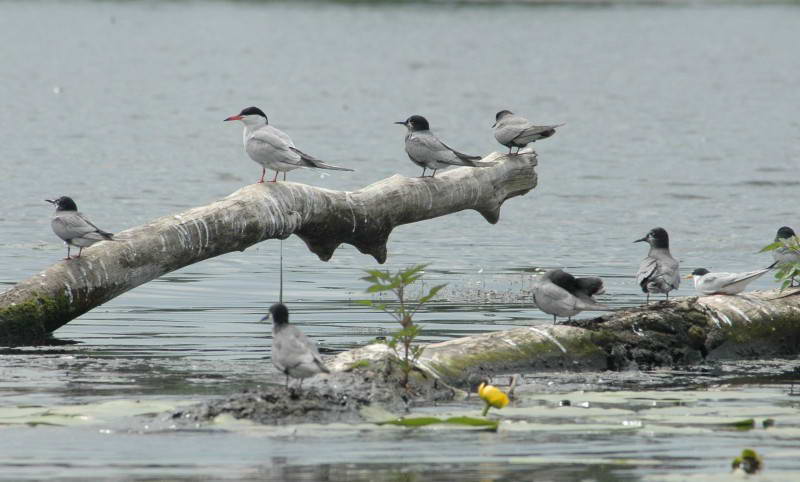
[634,227,670,249]
[395,115,429,132]
[45,196,78,212]
[575,277,604,296]
[492,110,514,127]
[224,106,268,124]
[776,226,796,240]
[547,269,579,293]
[261,302,289,325]
[691,268,710,277]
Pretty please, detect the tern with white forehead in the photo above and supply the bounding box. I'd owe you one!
[224,106,354,183]
[46,196,114,260]
[395,115,485,177]
[687,264,775,296]
[635,227,680,303]
[492,110,563,154]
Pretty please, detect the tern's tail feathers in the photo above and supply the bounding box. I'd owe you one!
[290,147,355,171]
[575,295,613,312]
[84,230,114,241]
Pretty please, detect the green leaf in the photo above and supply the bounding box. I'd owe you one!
[729,418,755,430]
[355,299,374,307]
[377,415,499,431]
[419,284,447,303]
[759,241,783,253]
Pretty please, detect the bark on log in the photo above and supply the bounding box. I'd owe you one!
[0,152,537,345]
[330,288,800,387]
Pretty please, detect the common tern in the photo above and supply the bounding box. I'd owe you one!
[686,264,775,296]
[395,115,485,177]
[532,269,612,324]
[492,110,563,154]
[262,303,329,390]
[46,196,113,260]
[224,106,354,183]
[635,227,680,303]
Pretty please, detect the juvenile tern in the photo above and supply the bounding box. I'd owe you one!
[46,196,113,260]
[532,269,612,324]
[395,115,484,177]
[686,264,775,296]
[492,110,563,154]
[635,227,680,303]
[262,303,329,390]
[224,106,354,183]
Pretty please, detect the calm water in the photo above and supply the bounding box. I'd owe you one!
[1,0,799,479]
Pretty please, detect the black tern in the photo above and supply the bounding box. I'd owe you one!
[262,303,329,390]
[492,110,563,154]
[395,115,484,177]
[686,264,775,296]
[635,227,680,303]
[224,106,354,183]
[46,196,113,260]
[772,226,800,286]
[532,269,612,324]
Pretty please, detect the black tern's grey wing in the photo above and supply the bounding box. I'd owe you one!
[406,134,472,166]
[636,256,658,289]
[273,326,318,369]
[52,213,111,242]
[76,212,113,238]
[438,140,481,164]
[510,124,560,144]
[288,147,354,171]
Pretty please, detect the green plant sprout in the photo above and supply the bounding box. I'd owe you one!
[358,264,445,388]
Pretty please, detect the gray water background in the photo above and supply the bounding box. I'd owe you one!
[1,0,799,479]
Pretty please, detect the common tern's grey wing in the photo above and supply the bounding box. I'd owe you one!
[248,128,304,167]
[700,269,770,294]
[288,147,354,171]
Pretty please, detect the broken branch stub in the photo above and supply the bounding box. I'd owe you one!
[0,152,537,345]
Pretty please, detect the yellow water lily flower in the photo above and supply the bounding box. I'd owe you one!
[478,382,509,416]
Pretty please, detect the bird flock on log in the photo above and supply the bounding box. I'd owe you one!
[42,106,798,389]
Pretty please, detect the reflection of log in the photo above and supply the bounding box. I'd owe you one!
[0,152,537,345]
[330,288,800,387]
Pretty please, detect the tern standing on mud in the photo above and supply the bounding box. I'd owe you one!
[263,303,329,390]
[224,106,354,183]
[635,227,680,303]
[395,115,485,177]
[492,110,563,154]
[46,196,114,260]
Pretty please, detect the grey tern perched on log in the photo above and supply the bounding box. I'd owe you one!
[262,303,329,390]
[532,269,612,324]
[395,115,486,177]
[46,196,113,260]
[492,110,563,154]
[224,106,354,183]
[635,227,680,303]
[772,226,800,286]
[686,263,776,296]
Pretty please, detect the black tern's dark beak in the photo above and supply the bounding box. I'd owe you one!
[634,236,647,243]
[260,314,271,322]
[45,199,56,204]
[492,121,497,128]
[394,121,406,125]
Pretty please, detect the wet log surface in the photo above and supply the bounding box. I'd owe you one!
[0,151,536,345]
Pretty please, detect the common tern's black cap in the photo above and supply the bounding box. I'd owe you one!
[45,196,78,211]
[395,115,429,131]
[224,106,268,123]
[495,110,513,121]
[634,227,670,249]
[691,268,710,276]
[776,226,796,239]
[261,303,289,325]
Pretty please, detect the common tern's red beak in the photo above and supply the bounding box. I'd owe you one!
[224,115,243,122]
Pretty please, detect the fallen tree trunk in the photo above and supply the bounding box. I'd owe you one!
[0,152,537,346]
[330,288,800,387]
